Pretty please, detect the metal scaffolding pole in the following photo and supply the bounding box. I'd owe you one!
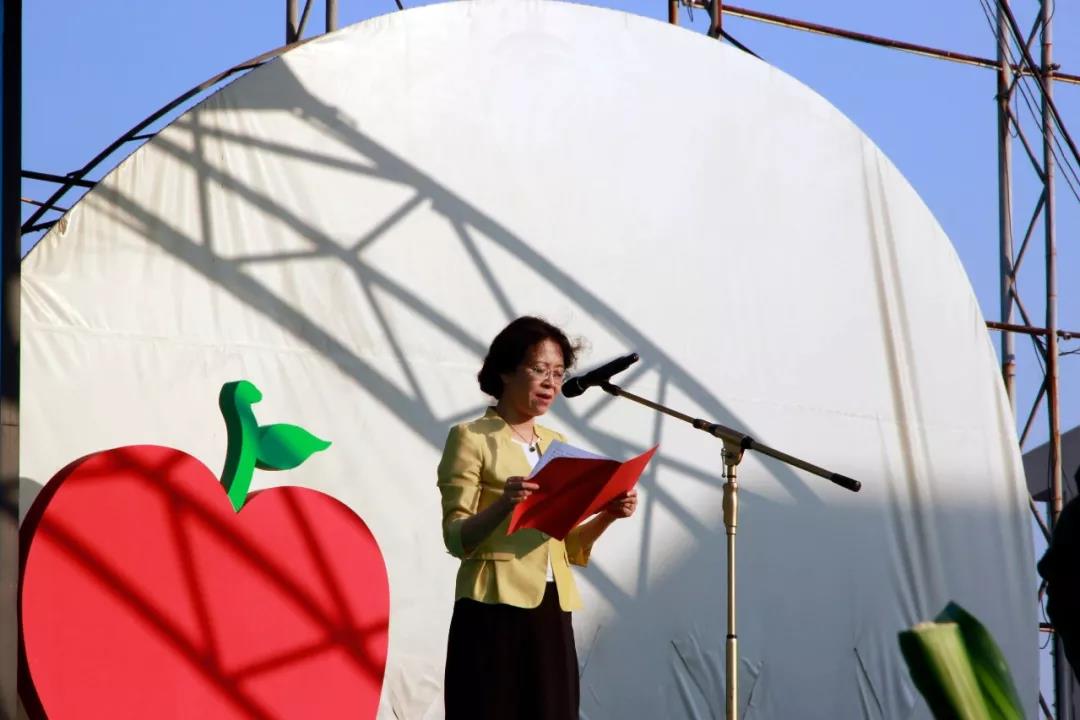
[286,0,299,45]
[708,0,723,39]
[326,0,338,34]
[1039,0,1069,716]
[1040,0,1063,540]
[997,0,1016,414]
[1,1,21,717]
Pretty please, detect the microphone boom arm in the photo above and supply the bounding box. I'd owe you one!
[598,381,861,493]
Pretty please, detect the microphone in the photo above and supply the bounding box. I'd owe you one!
[562,353,640,398]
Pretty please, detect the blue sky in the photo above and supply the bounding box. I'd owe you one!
[17,0,1080,708]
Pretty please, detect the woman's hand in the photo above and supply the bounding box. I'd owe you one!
[501,476,540,509]
[603,489,638,519]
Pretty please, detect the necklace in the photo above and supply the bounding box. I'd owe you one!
[494,407,540,452]
[505,419,539,452]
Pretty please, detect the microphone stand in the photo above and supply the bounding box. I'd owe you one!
[597,380,861,720]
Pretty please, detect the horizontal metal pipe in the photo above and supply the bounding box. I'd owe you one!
[986,320,1079,340]
[688,2,1080,85]
[21,170,94,188]
[20,197,68,212]
[22,221,57,234]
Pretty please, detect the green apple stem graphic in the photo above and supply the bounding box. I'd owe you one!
[219,380,332,511]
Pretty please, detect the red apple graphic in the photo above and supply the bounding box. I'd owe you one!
[19,381,390,719]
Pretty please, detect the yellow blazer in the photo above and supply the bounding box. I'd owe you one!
[437,408,595,611]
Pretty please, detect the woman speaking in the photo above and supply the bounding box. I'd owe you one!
[437,316,638,720]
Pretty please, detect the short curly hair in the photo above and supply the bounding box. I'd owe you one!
[477,316,578,399]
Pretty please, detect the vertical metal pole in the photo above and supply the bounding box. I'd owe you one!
[1,1,22,718]
[1039,0,1061,526]
[708,0,723,39]
[1039,1,1068,717]
[996,0,1016,414]
[722,446,741,720]
[668,0,679,26]
[286,0,299,44]
[326,0,337,34]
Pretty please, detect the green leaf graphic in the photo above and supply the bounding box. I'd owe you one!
[255,424,332,471]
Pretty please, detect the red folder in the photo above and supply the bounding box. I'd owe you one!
[507,445,658,540]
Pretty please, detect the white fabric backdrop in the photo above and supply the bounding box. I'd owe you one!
[21,2,1036,717]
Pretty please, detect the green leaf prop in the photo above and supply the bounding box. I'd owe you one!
[898,602,1024,720]
[899,622,991,720]
[219,380,332,511]
[255,424,332,471]
[935,603,1025,720]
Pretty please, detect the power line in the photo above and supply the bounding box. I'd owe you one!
[976,0,1080,206]
[995,0,1080,186]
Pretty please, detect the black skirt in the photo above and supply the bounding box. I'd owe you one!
[444,582,579,720]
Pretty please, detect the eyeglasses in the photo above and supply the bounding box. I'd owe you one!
[523,364,567,384]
